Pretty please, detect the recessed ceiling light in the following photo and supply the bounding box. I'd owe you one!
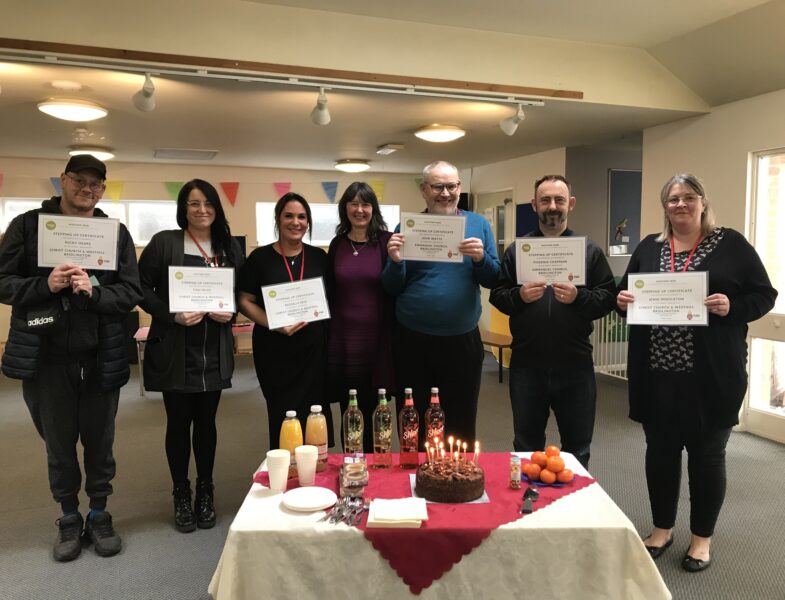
[38,99,107,122]
[69,146,115,161]
[335,159,371,173]
[414,124,466,143]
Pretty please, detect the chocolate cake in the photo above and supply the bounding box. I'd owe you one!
[415,457,485,503]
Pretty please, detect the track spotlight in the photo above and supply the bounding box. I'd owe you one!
[310,87,331,125]
[499,104,525,136]
[133,74,156,112]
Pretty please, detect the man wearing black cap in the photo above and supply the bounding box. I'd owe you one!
[0,155,142,561]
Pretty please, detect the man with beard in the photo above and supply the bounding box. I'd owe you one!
[489,175,614,467]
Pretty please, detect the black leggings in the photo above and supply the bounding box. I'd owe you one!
[162,391,221,488]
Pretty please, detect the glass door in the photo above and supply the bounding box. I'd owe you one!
[744,149,785,443]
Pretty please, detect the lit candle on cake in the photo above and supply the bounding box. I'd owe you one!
[455,439,461,459]
[462,442,468,460]
[425,441,430,463]
[448,436,454,454]
[474,441,480,464]
[440,442,444,459]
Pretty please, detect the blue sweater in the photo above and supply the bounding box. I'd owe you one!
[382,210,500,335]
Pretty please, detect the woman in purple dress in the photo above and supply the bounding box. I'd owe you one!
[326,182,396,452]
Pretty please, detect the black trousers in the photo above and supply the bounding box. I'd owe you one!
[162,390,222,488]
[642,371,733,538]
[23,357,120,513]
[394,324,484,447]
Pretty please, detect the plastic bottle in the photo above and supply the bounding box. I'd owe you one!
[279,410,304,478]
[342,389,364,454]
[398,388,419,469]
[423,387,445,451]
[305,405,328,472]
[372,388,393,468]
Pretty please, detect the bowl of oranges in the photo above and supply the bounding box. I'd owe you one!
[522,446,575,487]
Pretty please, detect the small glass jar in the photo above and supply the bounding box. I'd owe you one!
[509,455,521,490]
[340,456,369,498]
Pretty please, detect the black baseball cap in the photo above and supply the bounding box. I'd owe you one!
[64,154,107,180]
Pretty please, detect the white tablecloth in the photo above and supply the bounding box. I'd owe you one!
[208,453,671,600]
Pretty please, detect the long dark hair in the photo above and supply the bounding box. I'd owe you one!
[335,182,387,244]
[274,192,312,240]
[176,179,237,266]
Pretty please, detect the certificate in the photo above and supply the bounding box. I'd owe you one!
[515,236,586,284]
[169,266,236,313]
[626,272,708,326]
[400,212,465,263]
[37,214,119,270]
[261,277,330,329]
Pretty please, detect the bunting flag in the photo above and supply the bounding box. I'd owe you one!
[50,177,63,196]
[220,182,240,207]
[105,180,125,203]
[370,179,385,202]
[321,181,338,203]
[164,181,184,201]
[273,182,291,198]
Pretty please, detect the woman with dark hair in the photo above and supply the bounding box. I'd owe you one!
[617,173,776,571]
[237,192,333,448]
[138,179,244,533]
[326,182,395,452]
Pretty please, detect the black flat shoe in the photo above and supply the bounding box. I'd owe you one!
[643,535,673,559]
[682,553,711,572]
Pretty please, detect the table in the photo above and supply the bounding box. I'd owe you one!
[480,329,512,383]
[133,322,253,396]
[208,453,670,599]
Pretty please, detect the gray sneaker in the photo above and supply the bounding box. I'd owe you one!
[83,511,122,557]
[54,513,84,562]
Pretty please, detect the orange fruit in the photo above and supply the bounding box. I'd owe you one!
[540,468,557,484]
[527,464,542,481]
[557,469,574,483]
[545,445,561,457]
[545,455,565,473]
[531,451,548,468]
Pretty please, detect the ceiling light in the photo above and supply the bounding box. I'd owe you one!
[414,124,466,143]
[132,73,156,112]
[37,99,107,122]
[310,87,331,125]
[69,146,115,161]
[499,104,526,136]
[376,143,404,156]
[335,159,370,173]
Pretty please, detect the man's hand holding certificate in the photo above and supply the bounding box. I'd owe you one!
[261,277,330,330]
[624,272,709,326]
[169,266,236,313]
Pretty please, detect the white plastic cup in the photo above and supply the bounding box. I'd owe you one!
[295,445,318,486]
[266,449,291,493]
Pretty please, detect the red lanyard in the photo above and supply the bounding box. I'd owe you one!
[186,230,217,267]
[279,243,305,282]
[669,236,701,272]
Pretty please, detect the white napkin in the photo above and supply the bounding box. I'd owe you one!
[366,498,428,528]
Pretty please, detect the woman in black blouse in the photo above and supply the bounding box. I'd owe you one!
[617,174,776,572]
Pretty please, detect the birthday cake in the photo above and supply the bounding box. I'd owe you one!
[415,457,485,503]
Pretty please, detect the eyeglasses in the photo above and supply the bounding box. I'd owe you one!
[665,194,702,206]
[65,172,105,192]
[186,201,215,211]
[426,182,460,194]
[347,201,372,209]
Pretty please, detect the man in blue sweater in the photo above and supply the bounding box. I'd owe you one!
[382,161,499,444]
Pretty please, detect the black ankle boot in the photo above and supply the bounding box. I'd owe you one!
[173,482,197,533]
[195,479,216,529]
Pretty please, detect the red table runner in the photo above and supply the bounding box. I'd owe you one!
[254,452,595,594]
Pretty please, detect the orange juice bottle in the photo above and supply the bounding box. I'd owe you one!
[305,405,328,472]
[279,410,303,478]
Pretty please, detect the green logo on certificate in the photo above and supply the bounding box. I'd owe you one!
[521,243,531,252]
[268,290,277,298]
[406,219,415,228]
[175,272,184,280]
[46,221,56,230]
[634,279,644,289]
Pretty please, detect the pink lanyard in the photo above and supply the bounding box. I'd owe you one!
[669,236,701,272]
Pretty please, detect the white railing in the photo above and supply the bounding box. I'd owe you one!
[591,312,629,380]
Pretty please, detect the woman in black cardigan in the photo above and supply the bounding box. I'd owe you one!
[138,180,243,533]
[617,174,776,572]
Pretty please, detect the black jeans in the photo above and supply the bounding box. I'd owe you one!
[23,357,120,513]
[508,365,597,468]
[162,390,221,488]
[642,371,733,538]
[394,324,484,446]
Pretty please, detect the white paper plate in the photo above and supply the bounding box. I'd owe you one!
[282,486,337,512]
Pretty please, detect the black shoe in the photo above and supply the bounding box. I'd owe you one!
[643,535,674,560]
[54,513,84,562]
[682,552,712,572]
[173,483,197,533]
[83,511,122,557]
[195,479,216,529]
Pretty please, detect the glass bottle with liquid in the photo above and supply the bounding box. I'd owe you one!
[279,410,303,478]
[372,388,393,468]
[342,389,364,454]
[423,387,445,450]
[398,388,419,469]
[305,405,328,472]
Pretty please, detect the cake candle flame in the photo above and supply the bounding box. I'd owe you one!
[474,441,480,464]
[448,435,454,454]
